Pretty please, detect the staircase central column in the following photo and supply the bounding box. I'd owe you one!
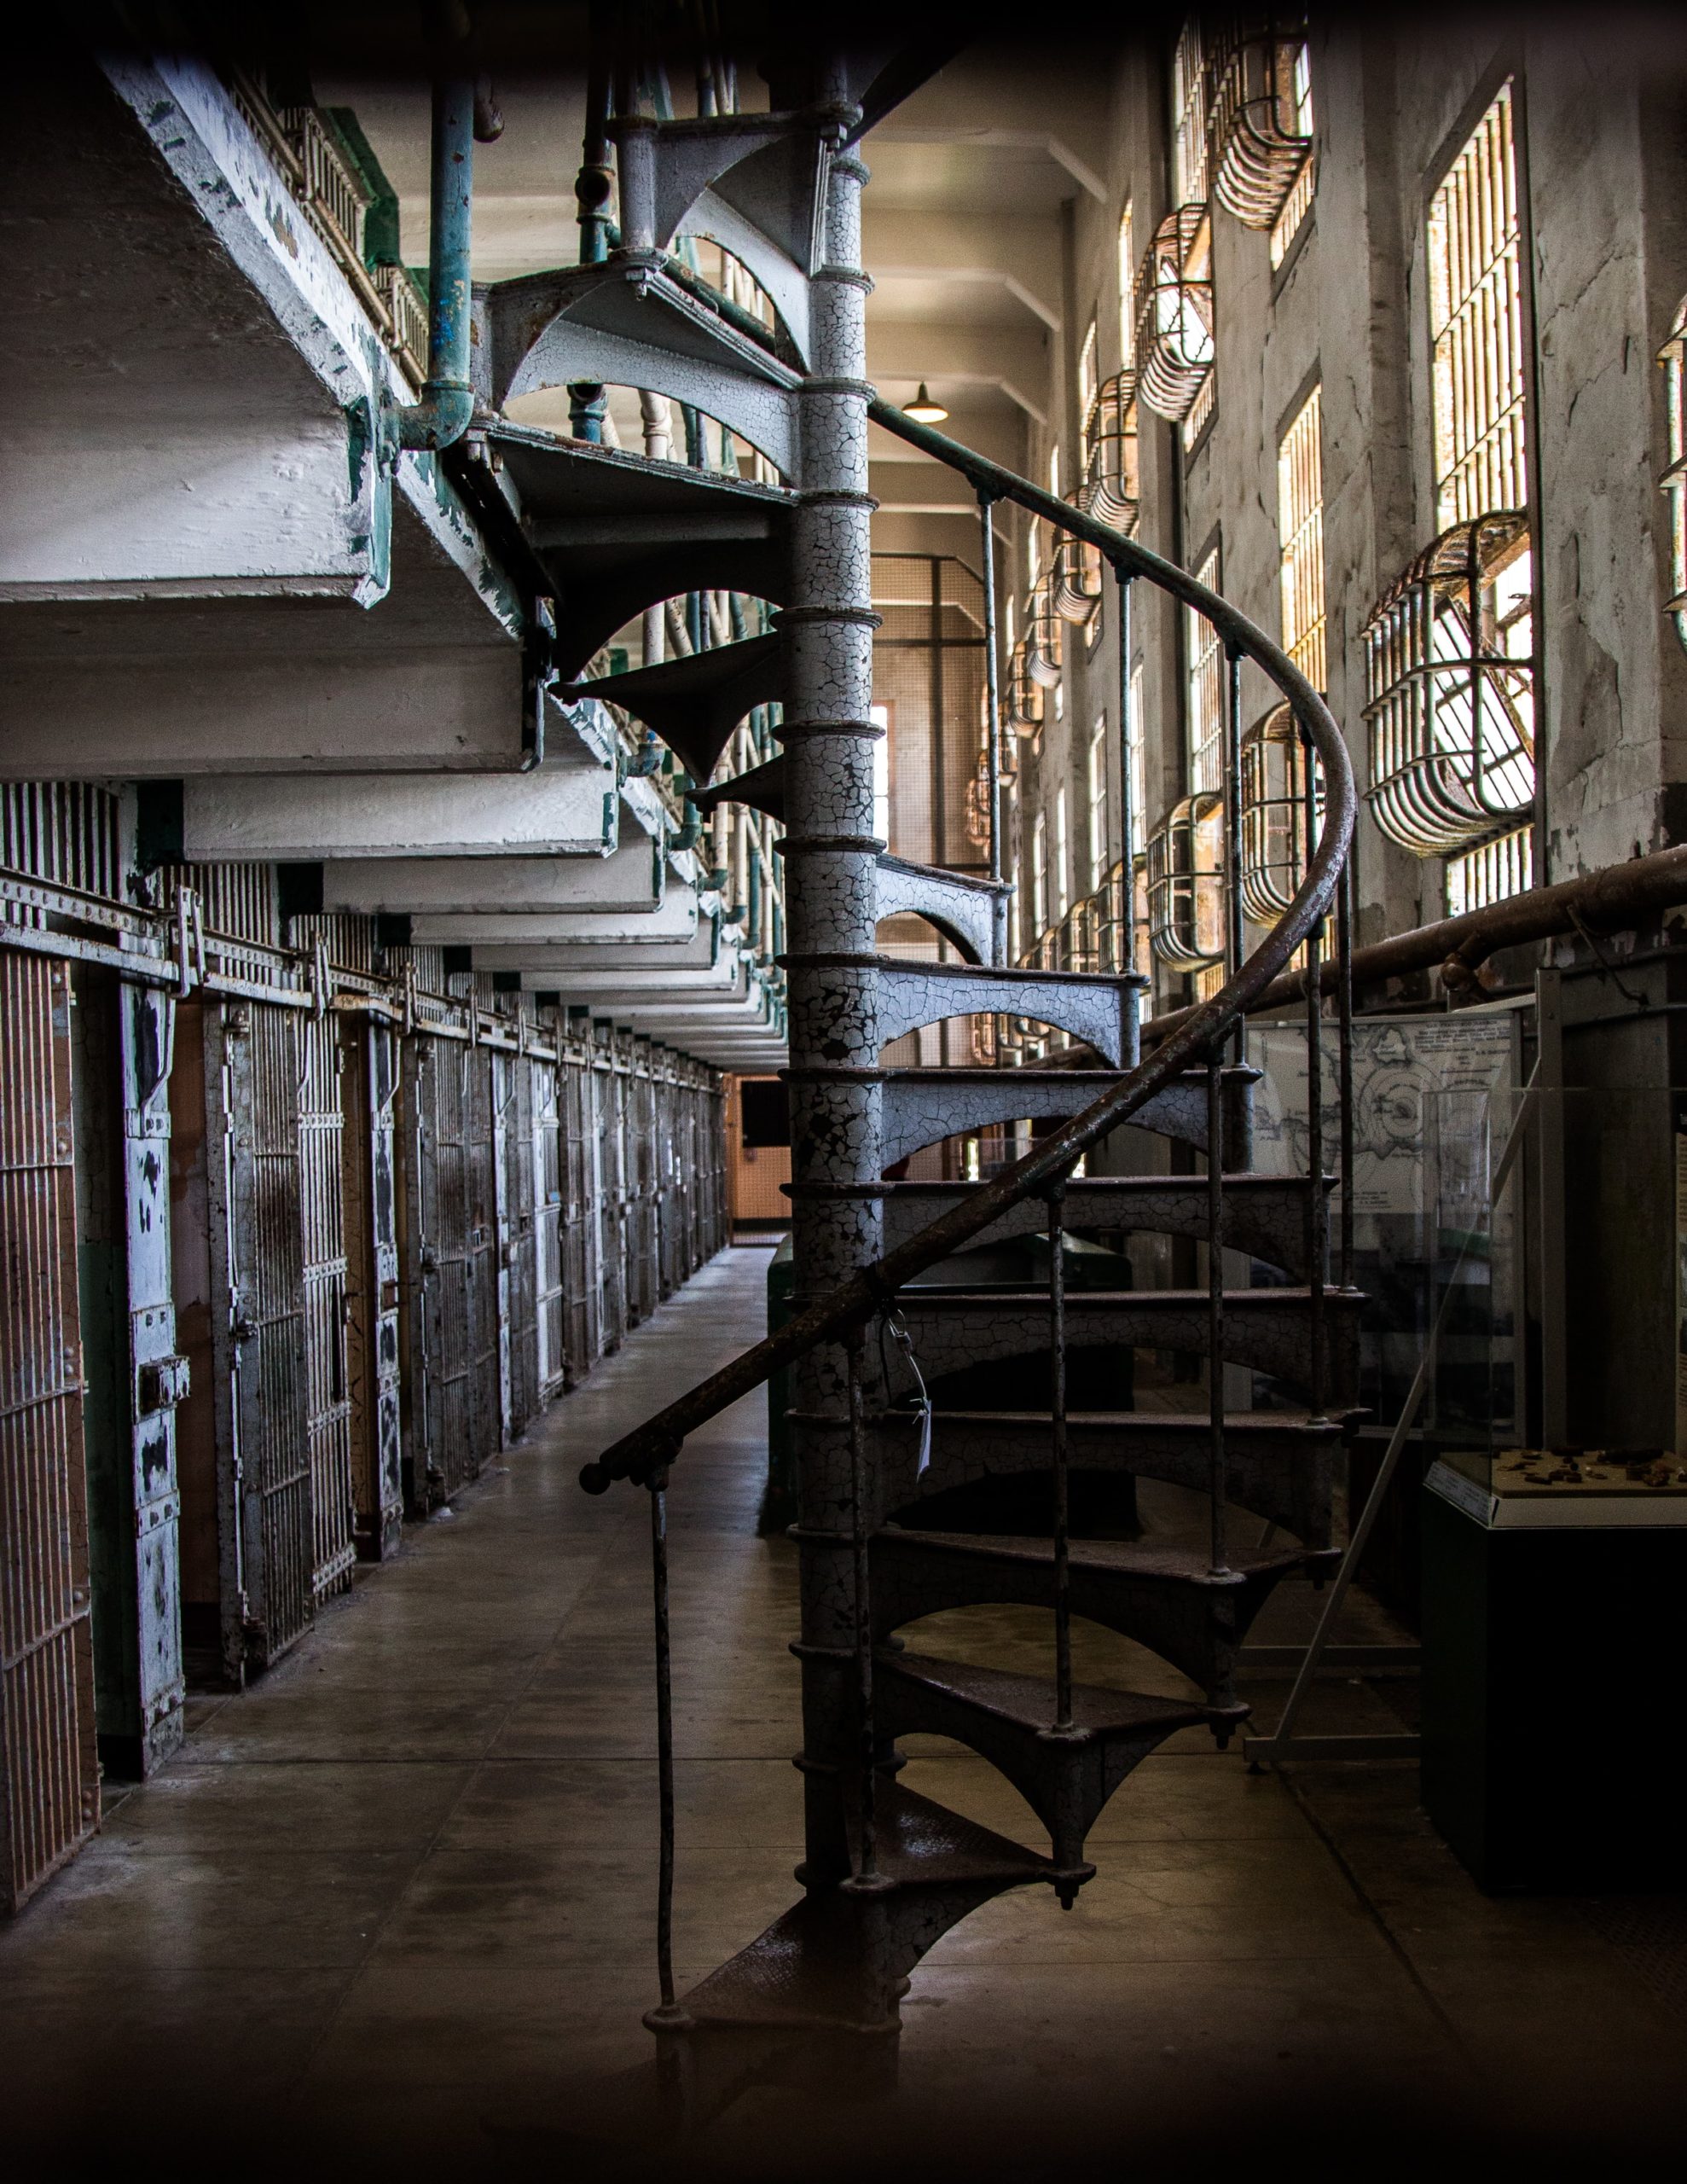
[780,103,884,1889]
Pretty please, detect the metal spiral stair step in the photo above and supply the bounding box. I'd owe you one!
[880,1171,1331,1275]
[868,1527,1340,1708]
[893,1404,1360,1546]
[876,1063,1254,1168]
[888,1287,1363,1397]
[559,632,782,787]
[876,1649,1238,1902]
[478,421,794,677]
[664,1782,1056,2039]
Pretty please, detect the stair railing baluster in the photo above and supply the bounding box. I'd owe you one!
[1301,726,1328,1420]
[1206,1054,1231,1577]
[1337,848,1356,1292]
[1115,566,1138,977]
[1223,642,1244,1063]
[980,492,1003,896]
[843,1324,890,1891]
[645,1461,692,2030]
[1045,1177,1075,1732]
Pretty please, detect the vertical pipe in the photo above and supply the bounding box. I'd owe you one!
[980,496,1003,890]
[1046,1179,1073,1731]
[397,80,476,450]
[1207,1055,1230,1575]
[930,555,946,869]
[1116,568,1137,976]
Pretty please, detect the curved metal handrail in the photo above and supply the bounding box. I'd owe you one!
[578,398,1355,1494]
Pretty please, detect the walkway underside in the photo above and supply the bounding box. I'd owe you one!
[3,1248,1676,2175]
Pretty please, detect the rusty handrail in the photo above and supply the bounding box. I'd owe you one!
[578,399,1356,1493]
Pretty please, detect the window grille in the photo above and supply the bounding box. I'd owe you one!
[1429,82,1528,526]
[1054,786,1070,921]
[1173,21,1211,207]
[1081,371,1140,532]
[1186,546,1226,796]
[1032,810,1048,933]
[1209,18,1313,235]
[1078,319,1099,413]
[1183,369,1217,451]
[1446,824,1533,915]
[1148,794,1226,972]
[1238,702,1320,922]
[1271,146,1315,270]
[1088,719,1110,892]
[1278,383,1326,688]
[1128,662,1146,859]
[1117,204,1135,368]
[1026,577,1064,688]
[1134,206,1215,425]
[1006,639,1046,731]
[1052,502,1104,624]
[1362,513,1535,856]
[1660,296,1687,654]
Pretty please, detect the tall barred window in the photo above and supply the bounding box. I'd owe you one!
[1117,204,1134,367]
[1173,21,1210,207]
[1087,717,1110,892]
[1277,384,1326,688]
[1429,82,1527,526]
[1186,544,1225,795]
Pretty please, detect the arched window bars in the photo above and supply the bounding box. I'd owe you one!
[1052,504,1104,624]
[1133,206,1215,425]
[1006,639,1046,731]
[1208,17,1313,233]
[1239,701,1321,924]
[1081,370,1140,533]
[1661,295,1687,656]
[1147,793,1226,972]
[1025,577,1064,687]
[1362,512,1535,857]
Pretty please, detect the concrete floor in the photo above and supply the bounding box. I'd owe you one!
[5,1246,1682,2179]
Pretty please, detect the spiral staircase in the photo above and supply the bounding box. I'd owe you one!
[413,29,1359,2114]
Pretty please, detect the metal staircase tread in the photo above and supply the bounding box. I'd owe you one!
[877,1063,1253,1080]
[484,418,796,515]
[900,1286,1365,1309]
[690,757,785,821]
[924,1406,1360,1434]
[876,853,1012,897]
[881,1650,1218,1740]
[874,960,1142,990]
[881,1172,1330,1196]
[673,1782,1053,2036]
[559,633,782,785]
[878,1527,1332,1587]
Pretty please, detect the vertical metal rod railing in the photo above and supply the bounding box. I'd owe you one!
[1116,568,1138,976]
[648,1471,681,2019]
[1046,1178,1074,1730]
[1337,851,1356,1291]
[844,1327,882,1884]
[1206,1056,1231,1576]
[1222,644,1244,1063]
[1301,729,1327,1419]
[980,494,1003,893]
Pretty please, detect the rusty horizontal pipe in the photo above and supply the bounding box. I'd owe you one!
[1141,841,1687,1048]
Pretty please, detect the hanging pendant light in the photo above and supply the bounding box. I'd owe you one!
[904,381,948,423]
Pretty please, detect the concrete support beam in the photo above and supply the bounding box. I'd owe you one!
[411,888,700,947]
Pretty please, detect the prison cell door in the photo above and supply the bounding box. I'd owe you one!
[344,1018,402,1560]
[594,1056,627,1353]
[298,1012,354,1602]
[560,1053,594,1385]
[494,1052,538,1443]
[206,1000,312,1679]
[400,1034,473,1507]
[466,1046,501,1469]
[533,1059,567,1403]
[0,954,98,1910]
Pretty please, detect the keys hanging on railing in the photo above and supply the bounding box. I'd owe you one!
[882,1308,932,1475]
[1044,1178,1075,1735]
[1206,1055,1232,1579]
